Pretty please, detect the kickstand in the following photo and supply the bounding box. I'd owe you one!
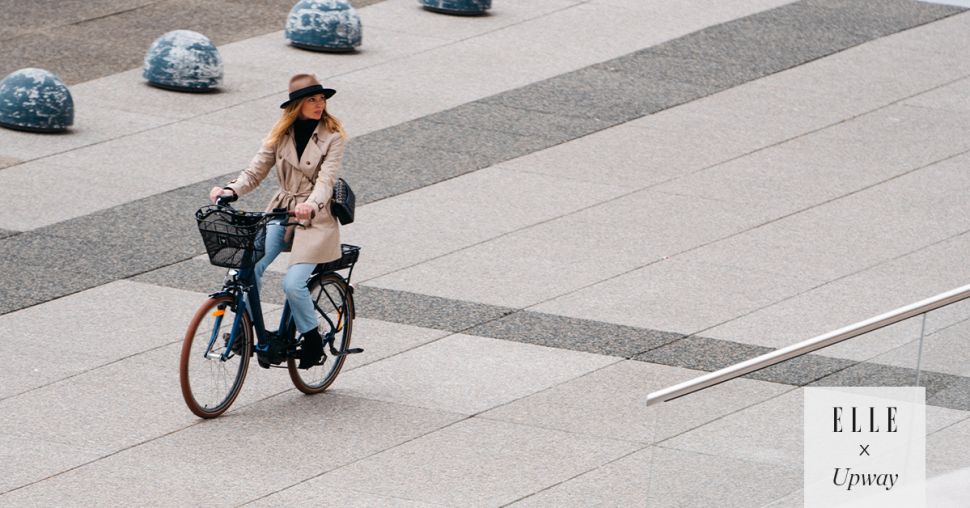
[324,329,364,356]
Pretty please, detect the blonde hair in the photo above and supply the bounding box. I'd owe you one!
[264,96,347,148]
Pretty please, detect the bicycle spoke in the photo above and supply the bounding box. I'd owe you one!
[180,296,251,418]
[288,274,354,394]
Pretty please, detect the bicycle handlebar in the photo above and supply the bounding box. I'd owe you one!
[213,193,315,222]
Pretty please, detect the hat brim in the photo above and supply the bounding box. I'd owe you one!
[280,86,337,108]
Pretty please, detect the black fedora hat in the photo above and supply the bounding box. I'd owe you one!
[280,73,336,108]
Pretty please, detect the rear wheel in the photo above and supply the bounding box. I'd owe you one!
[179,295,252,418]
[288,273,354,394]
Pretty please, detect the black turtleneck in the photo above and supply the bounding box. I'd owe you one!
[293,118,319,160]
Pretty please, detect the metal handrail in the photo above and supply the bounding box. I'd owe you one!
[646,283,970,406]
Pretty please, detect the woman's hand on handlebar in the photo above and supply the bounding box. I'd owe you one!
[209,186,236,204]
[293,202,316,221]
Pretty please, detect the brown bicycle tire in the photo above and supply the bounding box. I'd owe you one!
[179,295,252,418]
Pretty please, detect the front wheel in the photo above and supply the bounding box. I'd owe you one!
[179,295,252,418]
[288,273,354,394]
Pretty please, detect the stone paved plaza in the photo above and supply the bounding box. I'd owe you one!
[3,0,970,505]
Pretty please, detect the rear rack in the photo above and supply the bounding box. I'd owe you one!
[314,244,361,281]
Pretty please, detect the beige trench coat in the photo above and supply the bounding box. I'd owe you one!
[226,124,344,265]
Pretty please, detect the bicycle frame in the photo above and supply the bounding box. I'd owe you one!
[205,267,297,361]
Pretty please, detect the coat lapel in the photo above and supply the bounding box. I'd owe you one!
[296,124,331,180]
[279,133,300,168]
[298,135,323,179]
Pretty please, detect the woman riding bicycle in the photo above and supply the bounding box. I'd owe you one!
[208,73,347,370]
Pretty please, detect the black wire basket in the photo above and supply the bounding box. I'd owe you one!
[195,206,269,268]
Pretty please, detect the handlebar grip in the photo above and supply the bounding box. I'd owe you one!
[286,210,316,219]
[215,192,238,206]
[269,208,314,221]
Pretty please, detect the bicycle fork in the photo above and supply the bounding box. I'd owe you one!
[203,301,246,361]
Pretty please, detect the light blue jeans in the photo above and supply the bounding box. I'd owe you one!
[254,221,318,335]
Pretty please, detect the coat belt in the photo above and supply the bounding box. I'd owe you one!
[275,189,311,209]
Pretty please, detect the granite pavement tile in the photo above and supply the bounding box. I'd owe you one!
[342,318,452,368]
[498,119,754,189]
[647,3,866,76]
[803,0,963,27]
[873,10,970,72]
[0,343,105,402]
[0,393,464,506]
[250,487,445,508]
[868,314,970,378]
[385,118,563,168]
[593,50,764,92]
[423,101,613,141]
[31,184,232,279]
[336,164,627,281]
[0,230,180,284]
[511,446,802,508]
[224,25,449,91]
[652,70,877,136]
[927,377,970,413]
[47,119,264,189]
[0,245,116,314]
[367,187,772,309]
[810,363,961,406]
[0,156,21,169]
[702,232,970,358]
[72,68,276,123]
[335,334,620,415]
[0,31,145,87]
[905,76,970,113]
[532,255,821,335]
[0,434,103,495]
[342,137,490,203]
[0,0,380,86]
[636,336,858,387]
[767,36,970,112]
[676,151,970,289]
[0,345,197,456]
[651,146,882,218]
[925,467,970,508]
[0,0,158,32]
[482,360,790,444]
[771,104,970,178]
[759,489,803,508]
[0,280,230,395]
[362,0,582,42]
[465,310,683,358]
[927,416,970,476]
[0,104,168,162]
[354,285,515,332]
[362,225,643,310]
[481,66,710,124]
[660,389,804,467]
[129,258,236,299]
[308,417,640,507]
[0,159,162,231]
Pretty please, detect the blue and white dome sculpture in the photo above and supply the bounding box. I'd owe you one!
[420,0,491,15]
[0,68,74,133]
[286,0,362,52]
[143,30,223,92]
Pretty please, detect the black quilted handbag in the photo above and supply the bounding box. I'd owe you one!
[331,177,355,225]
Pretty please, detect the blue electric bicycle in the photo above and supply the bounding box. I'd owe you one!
[179,196,361,418]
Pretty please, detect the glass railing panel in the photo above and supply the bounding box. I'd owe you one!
[645,311,935,507]
[899,298,970,496]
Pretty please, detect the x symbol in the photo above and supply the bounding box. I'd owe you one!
[859,445,871,456]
